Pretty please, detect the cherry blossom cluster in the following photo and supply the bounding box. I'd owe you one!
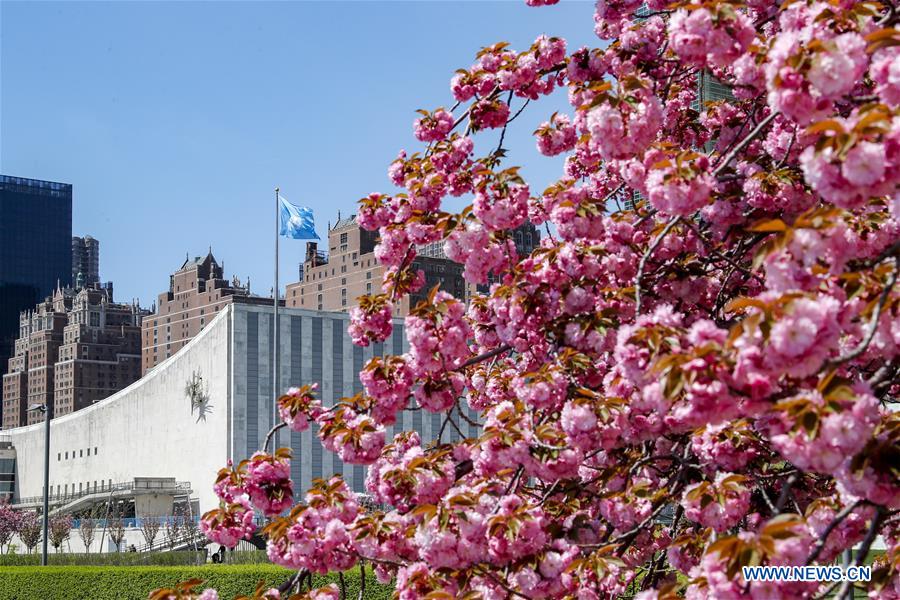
[347,294,393,346]
[162,0,900,598]
[277,383,323,433]
[317,403,386,465]
[265,477,360,574]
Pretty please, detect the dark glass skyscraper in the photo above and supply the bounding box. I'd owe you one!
[0,175,73,378]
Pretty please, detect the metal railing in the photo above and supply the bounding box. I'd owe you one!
[135,526,208,554]
[14,480,191,507]
[70,516,201,530]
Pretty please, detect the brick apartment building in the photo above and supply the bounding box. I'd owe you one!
[285,213,468,316]
[72,235,100,286]
[2,283,148,428]
[141,251,277,374]
[285,213,541,314]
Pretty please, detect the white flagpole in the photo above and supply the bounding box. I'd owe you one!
[273,186,280,447]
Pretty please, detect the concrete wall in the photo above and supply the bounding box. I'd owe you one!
[1,303,482,519]
[0,305,231,513]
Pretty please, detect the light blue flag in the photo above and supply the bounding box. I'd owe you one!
[279,195,320,240]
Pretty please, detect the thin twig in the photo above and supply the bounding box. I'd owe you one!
[813,580,841,600]
[455,402,480,427]
[612,501,673,553]
[458,344,512,370]
[830,256,899,366]
[635,216,681,314]
[277,569,306,594]
[774,473,798,514]
[805,499,864,565]
[264,422,287,453]
[835,506,886,600]
[712,111,778,177]
[479,569,532,600]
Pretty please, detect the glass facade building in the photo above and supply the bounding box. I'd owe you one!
[0,175,73,380]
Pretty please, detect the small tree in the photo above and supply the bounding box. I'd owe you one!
[164,512,182,549]
[0,501,21,553]
[107,513,126,552]
[48,514,72,553]
[77,510,97,554]
[140,515,161,550]
[17,511,40,554]
[181,505,199,550]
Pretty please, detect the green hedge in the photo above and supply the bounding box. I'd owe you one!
[0,565,393,600]
[0,551,207,567]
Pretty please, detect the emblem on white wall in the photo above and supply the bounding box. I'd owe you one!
[185,370,212,422]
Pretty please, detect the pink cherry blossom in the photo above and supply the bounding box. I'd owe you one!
[244,451,293,517]
[413,108,455,142]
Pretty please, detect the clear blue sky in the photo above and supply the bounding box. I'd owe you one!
[1,1,597,307]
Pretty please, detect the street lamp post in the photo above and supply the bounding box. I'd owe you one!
[27,402,51,566]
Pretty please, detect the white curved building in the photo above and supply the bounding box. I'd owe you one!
[1,303,478,517]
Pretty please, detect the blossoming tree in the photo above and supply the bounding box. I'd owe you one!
[0,501,21,554]
[158,0,900,598]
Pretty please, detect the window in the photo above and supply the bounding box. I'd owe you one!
[57,453,61,461]
[65,451,68,460]
[341,278,346,285]
[79,449,83,458]
[340,233,348,244]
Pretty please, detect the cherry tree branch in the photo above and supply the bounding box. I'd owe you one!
[458,345,512,370]
[774,473,798,514]
[264,422,287,453]
[277,569,307,594]
[829,255,899,366]
[712,111,779,177]
[835,506,887,600]
[804,499,864,565]
[635,216,681,314]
